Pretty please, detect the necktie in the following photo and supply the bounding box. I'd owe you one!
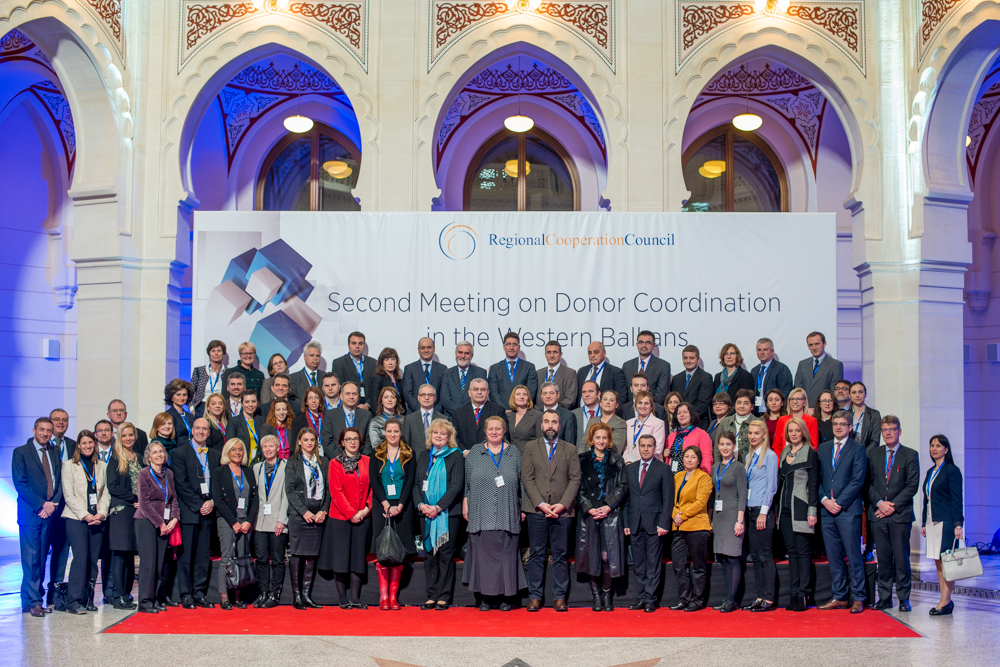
[885,449,896,481]
[834,440,842,470]
[548,443,556,470]
[423,411,430,431]
[547,368,554,382]
[310,371,317,386]
[40,445,54,500]
[424,363,430,376]
[639,462,647,489]
[474,407,482,424]
[460,368,467,388]
[588,409,594,420]
[100,449,109,463]
[509,361,516,375]
[813,358,820,376]
[685,373,691,390]
[592,365,600,380]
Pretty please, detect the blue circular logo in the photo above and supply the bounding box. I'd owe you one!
[439,222,478,260]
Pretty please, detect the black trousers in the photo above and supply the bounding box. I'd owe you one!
[99,524,113,599]
[177,517,213,601]
[671,530,710,606]
[424,517,459,602]
[46,516,70,597]
[112,551,135,601]
[630,529,663,605]
[526,513,571,601]
[873,518,912,602]
[135,520,168,608]
[253,531,287,595]
[65,519,105,607]
[747,507,776,601]
[18,515,52,610]
[779,514,813,598]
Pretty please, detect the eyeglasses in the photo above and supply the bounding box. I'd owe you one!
[819,399,834,404]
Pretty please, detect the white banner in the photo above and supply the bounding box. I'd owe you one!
[191,212,836,376]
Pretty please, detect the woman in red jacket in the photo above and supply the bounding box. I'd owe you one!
[665,402,714,474]
[319,427,372,609]
[771,388,819,455]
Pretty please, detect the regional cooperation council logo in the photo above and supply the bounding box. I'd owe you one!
[439,222,478,260]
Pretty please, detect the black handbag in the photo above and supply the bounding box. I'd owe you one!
[225,533,258,589]
[375,518,406,567]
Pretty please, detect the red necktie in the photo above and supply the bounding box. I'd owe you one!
[639,462,647,489]
[474,407,481,424]
[588,409,594,420]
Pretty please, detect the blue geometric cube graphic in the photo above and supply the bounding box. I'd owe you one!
[250,310,313,362]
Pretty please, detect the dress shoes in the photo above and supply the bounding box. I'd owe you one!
[644,602,656,613]
[162,599,180,607]
[719,601,739,613]
[874,599,894,610]
[478,602,492,612]
[153,602,167,612]
[752,601,778,613]
[668,602,686,611]
[628,602,645,611]
[817,599,850,610]
[553,599,568,612]
[113,596,137,610]
[262,595,279,609]
[137,606,158,614]
[181,597,197,610]
[849,601,864,614]
[526,598,542,612]
[786,598,805,612]
[220,600,233,611]
[498,602,513,612]
[742,599,763,611]
[234,600,247,609]
[929,601,954,616]
[684,603,704,612]
[898,600,912,612]
[193,597,214,609]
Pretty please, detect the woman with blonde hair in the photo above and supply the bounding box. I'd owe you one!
[413,419,464,610]
[253,434,288,608]
[203,392,228,450]
[777,417,819,611]
[371,418,416,609]
[107,422,142,609]
[743,419,779,612]
[771,388,818,455]
[284,427,329,609]
[506,384,541,452]
[212,438,258,609]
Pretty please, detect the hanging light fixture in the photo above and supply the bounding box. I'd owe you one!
[703,160,727,174]
[504,55,534,133]
[753,0,791,13]
[505,0,542,11]
[323,160,353,178]
[504,159,531,178]
[733,93,762,132]
[284,93,313,133]
[252,0,291,11]
[699,165,722,179]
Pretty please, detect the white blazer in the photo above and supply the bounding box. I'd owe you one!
[253,459,289,531]
[623,415,666,464]
[61,459,110,520]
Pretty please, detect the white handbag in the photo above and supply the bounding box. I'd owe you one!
[941,539,983,582]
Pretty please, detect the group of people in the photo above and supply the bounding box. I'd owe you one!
[14,330,965,617]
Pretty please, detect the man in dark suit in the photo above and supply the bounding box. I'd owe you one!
[259,373,292,420]
[572,381,601,451]
[623,434,673,612]
[534,382,577,445]
[13,417,62,616]
[402,337,447,413]
[452,378,508,452]
[793,331,845,402]
[403,384,449,450]
[488,331,537,407]
[576,342,627,407]
[43,409,75,608]
[225,392,266,465]
[172,419,220,609]
[289,341,325,408]
[817,411,868,613]
[107,399,149,458]
[440,340,488,417]
[329,331,377,411]
[868,416,919,612]
[620,373,668,421]
[536,341,578,409]
[222,342,265,401]
[670,345,713,430]
[321,372,342,411]
[522,411,582,612]
[320,380,373,456]
[622,330,671,405]
[749,337,793,414]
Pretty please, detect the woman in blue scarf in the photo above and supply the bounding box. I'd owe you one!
[413,419,464,610]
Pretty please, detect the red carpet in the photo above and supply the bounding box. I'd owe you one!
[104,606,920,638]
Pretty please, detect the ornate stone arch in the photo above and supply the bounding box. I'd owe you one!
[416,21,623,208]
[667,28,872,226]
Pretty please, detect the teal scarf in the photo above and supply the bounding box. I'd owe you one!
[424,446,458,554]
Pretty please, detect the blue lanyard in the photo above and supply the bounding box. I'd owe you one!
[277,428,288,455]
[207,367,221,394]
[639,357,647,373]
[546,367,555,382]
[716,459,733,488]
[708,420,717,435]
[632,415,650,447]
[832,442,843,472]
[423,364,433,384]
[677,473,690,502]
[747,451,760,480]
[459,367,468,389]
[307,370,318,386]
[545,442,556,465]
[150,469,168,503]
[190,443,207,476]
[352,357,364,382]
[757,364,768,392]
[265,462,278,497]
[590,360,607,381]
[82,460,96,488]
[387,452,398,481]
[506,358,519,384]
[232,469,244,494]
[177,408,191,434]
[304,458,321,483]
[489,443,505,471]
[925,464,943,496]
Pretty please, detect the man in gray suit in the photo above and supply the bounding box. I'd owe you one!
[289,341,325,409]
[622,330,671,405]
[440,340,487,417]
[488,331,537,407]
[793,331,844,402]
[571,380,601,451]
[536,341,578,409]
[402,384,448,450]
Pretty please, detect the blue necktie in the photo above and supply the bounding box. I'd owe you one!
[685,373,691,391]
[812,358,820,377]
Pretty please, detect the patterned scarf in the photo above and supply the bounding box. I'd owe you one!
[670,425,694,463]
[336,451,362,474]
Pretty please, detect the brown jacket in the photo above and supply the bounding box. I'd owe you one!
[521,437,582,517]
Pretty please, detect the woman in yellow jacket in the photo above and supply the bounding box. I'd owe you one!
[669,445,714,612]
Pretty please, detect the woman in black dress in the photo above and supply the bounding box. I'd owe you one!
[370,418,416,609]
[284,427,329,609]
[371,347,404,410]
[107,422,141,609]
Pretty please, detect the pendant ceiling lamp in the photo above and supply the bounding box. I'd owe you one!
[504,55,534,133]
[753,0,791,13]
[252,0,291,11]
[323,160,353,179]
[284,93,313,133]
[733,93,762,132]
[505,0,542,11]
[504,159,531,178]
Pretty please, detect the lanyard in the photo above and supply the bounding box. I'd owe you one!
[590,360,607,382]
[546,441,556,465]
[207,367,221,394]
[747,451,760,480]
[308,411,322,434]
[488,443,505,471]
[150,469,168,503]
[885,448,896,482]
[265,462,278,498]
[231,401,241,417]
[387,451,398,480]
[832,441,844,472]
[459,367,468,389]
[423,363,433,384]
[716,459,733,488]
[632,415,650,447]
[352,357,364,383]
[246,416,258,445]
[304,458,321,483]
[190,443,207,476]
[277,428,288,455]
[232,469,244,494]
[925,463,943,496]
[307,370,318,386]
[506,357,519,384]
[708,420,717,435]
[177,407,191,434]
[757,364,768,392]
[677,473,690,502]
[639,357,647,373]
[82,460,96,488]
[546,367,555,382]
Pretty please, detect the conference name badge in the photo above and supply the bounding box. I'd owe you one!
[263,504,272,515]
[200,482,209,495]
[89,493,98,506]
[715,499,723,512]
[387,484,397,496]
[163,508,170,521]
[422,481,429,492]
[238,498,245,510]
[495,475,505,488]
